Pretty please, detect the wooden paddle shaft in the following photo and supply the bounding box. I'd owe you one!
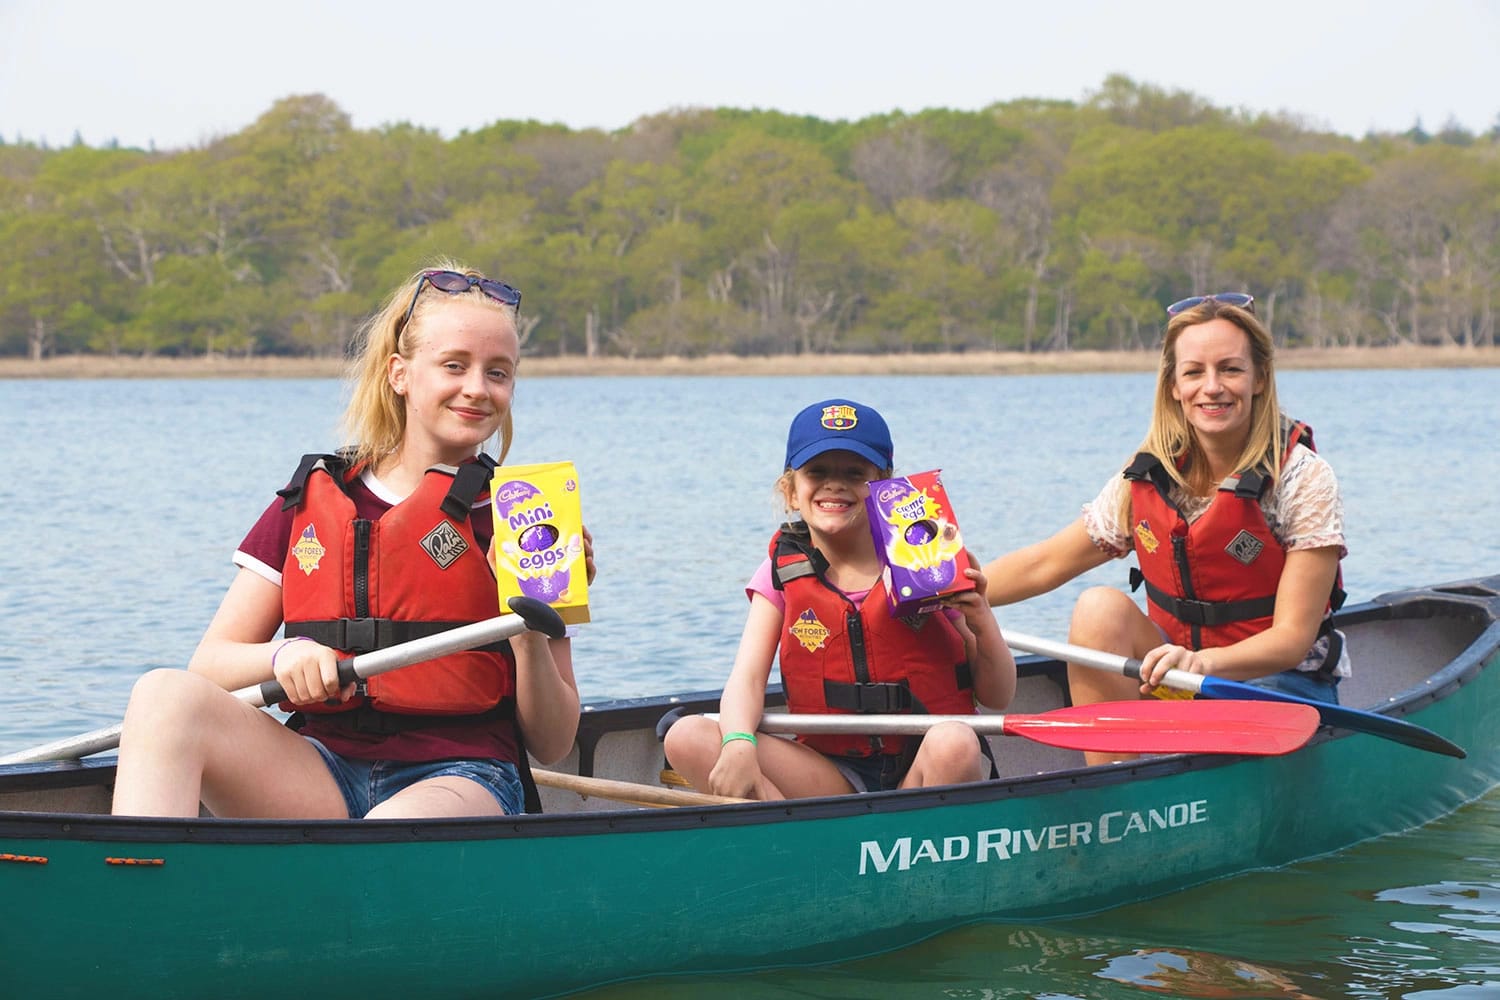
[532,769,747,807]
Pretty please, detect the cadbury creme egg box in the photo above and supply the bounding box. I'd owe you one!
[864,468,973,615]
[491,461,590,625]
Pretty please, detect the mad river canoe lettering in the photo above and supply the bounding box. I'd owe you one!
[858,798,1210,875]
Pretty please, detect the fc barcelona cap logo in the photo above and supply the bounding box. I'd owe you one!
[820,404,859,431]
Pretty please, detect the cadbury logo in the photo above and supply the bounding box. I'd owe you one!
[496,485,534,505]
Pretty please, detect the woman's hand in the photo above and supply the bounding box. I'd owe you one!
[1137,643,1216,692]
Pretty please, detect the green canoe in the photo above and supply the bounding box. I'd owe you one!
[2,576,1497,999]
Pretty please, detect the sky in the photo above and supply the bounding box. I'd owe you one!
[2,0,1497,151]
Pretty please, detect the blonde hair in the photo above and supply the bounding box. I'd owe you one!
[341,259,520,469]
[1116,298,1284,526]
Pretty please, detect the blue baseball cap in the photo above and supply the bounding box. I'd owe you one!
[784,399,893,471]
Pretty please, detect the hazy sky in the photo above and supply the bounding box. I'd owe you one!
[3,0,1496,150]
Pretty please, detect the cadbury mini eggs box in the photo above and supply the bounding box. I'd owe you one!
[864,468,974,615]
[491,462,590,625]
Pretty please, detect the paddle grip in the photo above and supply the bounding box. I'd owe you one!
[255,659,359,708]
[507,596,567,638]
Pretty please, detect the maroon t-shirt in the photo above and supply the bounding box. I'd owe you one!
[237,469,518,763]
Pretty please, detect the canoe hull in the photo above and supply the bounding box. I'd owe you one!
[3,577,1498,998]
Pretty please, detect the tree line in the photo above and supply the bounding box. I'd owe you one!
[3,75,1497,361]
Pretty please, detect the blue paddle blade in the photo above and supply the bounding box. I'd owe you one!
[1196,676,1466,759]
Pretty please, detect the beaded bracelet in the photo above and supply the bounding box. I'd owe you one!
[721,731,758,747]
[271,636,313,671]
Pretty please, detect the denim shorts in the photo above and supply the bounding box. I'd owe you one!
[1245,669,1341,705]
[829,752,906,793]
[304,736,524,817]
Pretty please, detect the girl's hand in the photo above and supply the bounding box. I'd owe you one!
[271,638,353,705]
[707,740,764,799]
[946,555,999,636]
[581,524,597,585]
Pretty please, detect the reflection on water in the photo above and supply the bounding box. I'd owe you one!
[579,789,1500,999]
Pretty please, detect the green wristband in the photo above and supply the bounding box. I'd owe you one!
[721,731,758,747]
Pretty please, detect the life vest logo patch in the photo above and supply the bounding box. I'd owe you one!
[291,525,326,576]
[420,521,469,570]
[1134,520,1159,554]
[790,609,831,652]
[1225,530,1265,566]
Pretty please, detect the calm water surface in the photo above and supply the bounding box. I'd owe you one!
[3,369,1498,997]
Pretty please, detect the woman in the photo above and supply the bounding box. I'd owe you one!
[983,293,1346,765]
[112,261,587,818]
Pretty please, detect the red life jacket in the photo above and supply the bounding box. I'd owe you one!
[277,453,516,717]
[1125,419,1344,662]
[770,525,974,758]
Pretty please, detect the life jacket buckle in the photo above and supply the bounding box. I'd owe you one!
[339,617,379,653]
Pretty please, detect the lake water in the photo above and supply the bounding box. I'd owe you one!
[3,369,1498,997]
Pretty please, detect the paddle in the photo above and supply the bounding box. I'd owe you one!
[721,700,1319,756]
[1003,630,1467,760]
[532,769,749,808]
[0,597,567,766]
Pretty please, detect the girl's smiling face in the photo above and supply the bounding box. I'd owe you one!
[389,298,519,465]
[1170,317,1266,447]
[785,449,881,538]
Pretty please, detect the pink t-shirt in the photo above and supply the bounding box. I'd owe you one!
[236,467,515,763]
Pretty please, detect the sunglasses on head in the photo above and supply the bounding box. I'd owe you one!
[1166,292,1255,316]
[399,269,522,331]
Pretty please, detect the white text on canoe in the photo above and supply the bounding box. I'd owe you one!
[858,798,1210,875]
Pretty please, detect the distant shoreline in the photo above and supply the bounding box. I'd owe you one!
[3,345,1498,379]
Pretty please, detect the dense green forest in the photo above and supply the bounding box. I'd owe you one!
[3,76,1497,361]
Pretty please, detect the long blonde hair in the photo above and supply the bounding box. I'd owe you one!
[1117,298,1285,525]
[341,259,519,469]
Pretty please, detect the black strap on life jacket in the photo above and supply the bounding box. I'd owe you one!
[277,452,352,511]
[771,522,828,589]
[1127,569,1278,627]
[443,453,498,522]
[282,618,513,656]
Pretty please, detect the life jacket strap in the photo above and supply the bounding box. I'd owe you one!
[823,679,915,713]
[284,618,511,655]
[443,454,497,521]
[1130,569,1276,627]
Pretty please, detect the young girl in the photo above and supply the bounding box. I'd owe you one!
[111,261,586,819]
[664,398,1016,800]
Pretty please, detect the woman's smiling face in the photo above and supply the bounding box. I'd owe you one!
[1170,317,1265,447]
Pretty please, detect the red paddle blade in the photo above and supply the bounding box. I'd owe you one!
[1002,700,1320,756]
